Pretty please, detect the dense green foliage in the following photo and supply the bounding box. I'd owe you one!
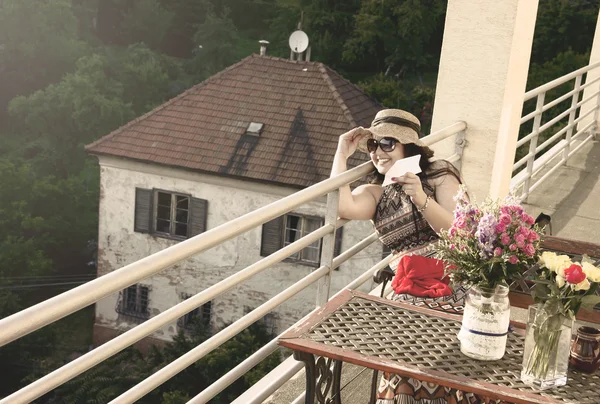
[1,0,599,400]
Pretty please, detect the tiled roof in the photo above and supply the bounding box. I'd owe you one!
[86,54,383,188]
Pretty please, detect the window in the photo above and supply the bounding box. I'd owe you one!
[177,294,212,330]
[116,284,149,320]
[245,122,264,136]
[284,214,323,264]
[244,306,277,334]
[260,213,343,266]
[134,188,208,239]
[155,191,189,237]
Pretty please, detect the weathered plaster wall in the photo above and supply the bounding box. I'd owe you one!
[95,156,382,342]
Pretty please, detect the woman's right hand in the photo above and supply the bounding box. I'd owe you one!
[336,127,371,159]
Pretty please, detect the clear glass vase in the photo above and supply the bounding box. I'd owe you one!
[520,303,574,390]
[458,284,511,361]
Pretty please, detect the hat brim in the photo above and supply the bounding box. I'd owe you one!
[357,125,425,153]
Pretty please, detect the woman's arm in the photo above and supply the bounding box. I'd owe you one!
[331,128,380,220]
[394,170,461,234]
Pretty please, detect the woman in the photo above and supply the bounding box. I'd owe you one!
[332,109,499,404]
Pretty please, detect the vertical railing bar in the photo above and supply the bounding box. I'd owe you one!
[563,75,583,163]
[315,189,340,307]
[594,86,600,137]
[521,92,545,202]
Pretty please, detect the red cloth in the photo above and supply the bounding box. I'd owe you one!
[391,255,452,297]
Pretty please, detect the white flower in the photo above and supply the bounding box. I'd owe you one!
[582,262,600,282]
[539,251,572,277]
[556,275,565,288]
[573,278,591,291]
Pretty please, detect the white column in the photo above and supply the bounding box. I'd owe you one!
[430,0,539,201]
[578,10,600,133]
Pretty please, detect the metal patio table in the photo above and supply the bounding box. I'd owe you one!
[278,289,600,404]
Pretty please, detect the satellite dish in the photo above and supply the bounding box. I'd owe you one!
[289,30,309,53]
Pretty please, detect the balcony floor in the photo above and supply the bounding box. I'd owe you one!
[524,138,600,243]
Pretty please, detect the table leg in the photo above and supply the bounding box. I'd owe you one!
[294,352,343,404]
[369,370,378,404]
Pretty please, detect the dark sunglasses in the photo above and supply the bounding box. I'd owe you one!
[366,137,398,153]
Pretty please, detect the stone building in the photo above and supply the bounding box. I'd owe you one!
[86,53,386,345]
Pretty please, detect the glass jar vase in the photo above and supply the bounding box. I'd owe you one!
[458,284,511,361]
[520,303,574,390]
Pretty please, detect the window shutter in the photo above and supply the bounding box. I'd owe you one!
[260,216,284,256]
[189,198,208,237]
[134,188,153,233]
[334,227,344,257]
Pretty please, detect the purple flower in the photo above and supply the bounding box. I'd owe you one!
[475,213,498,259]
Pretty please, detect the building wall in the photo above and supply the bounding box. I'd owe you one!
[94,156,383,343]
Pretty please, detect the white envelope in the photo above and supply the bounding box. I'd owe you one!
[382,155,422,187]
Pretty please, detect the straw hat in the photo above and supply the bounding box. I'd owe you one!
[358,109,425,152]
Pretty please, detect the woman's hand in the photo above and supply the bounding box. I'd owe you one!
[336,127,371,159]
[393,172,427,208]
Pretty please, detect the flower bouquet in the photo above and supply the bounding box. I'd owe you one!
[437,186,543,360]
[520,251,600,389]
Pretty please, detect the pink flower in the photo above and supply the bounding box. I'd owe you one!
[515,234,526,248]
[494,247,503,257]
[519,226,529,236]
[499,214,512,225]
[495,223,507,233]
[509,244,517,251]
[508,255,519,265]
[527,230,540,242]
[455,216,466,229]
[522,213,535,225]
[501,233,511,245]
[450,244,456,250]
[524,243,536,257]
[449,227,457,238]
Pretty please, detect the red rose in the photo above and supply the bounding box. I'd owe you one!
[564,264,586,284]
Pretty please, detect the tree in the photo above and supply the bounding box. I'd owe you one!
[158,0,212,58]
[298,0,362,69]
[48,322,281,403]
[531,0,599,65]
[343,0,447,76]
[0,0,88,117]
[185,7,242,81]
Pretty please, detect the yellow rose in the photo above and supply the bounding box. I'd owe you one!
[540,252,572,277]
[582,262,600,282]
[573,278,591,291]
[555,275,565,288]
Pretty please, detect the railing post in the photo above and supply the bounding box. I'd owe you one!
[315,189,340,307]
[563,75,583,162]
[522,92,545,201]
[594,82,600,139]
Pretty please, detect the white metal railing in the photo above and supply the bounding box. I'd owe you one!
[0,122,466,404]
[511,62,600,201]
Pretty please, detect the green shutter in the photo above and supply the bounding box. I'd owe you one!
[260,217,284,256]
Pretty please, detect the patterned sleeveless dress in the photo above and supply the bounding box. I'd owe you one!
[373,173,504,404]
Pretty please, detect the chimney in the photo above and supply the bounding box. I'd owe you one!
[259,40,269,56]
